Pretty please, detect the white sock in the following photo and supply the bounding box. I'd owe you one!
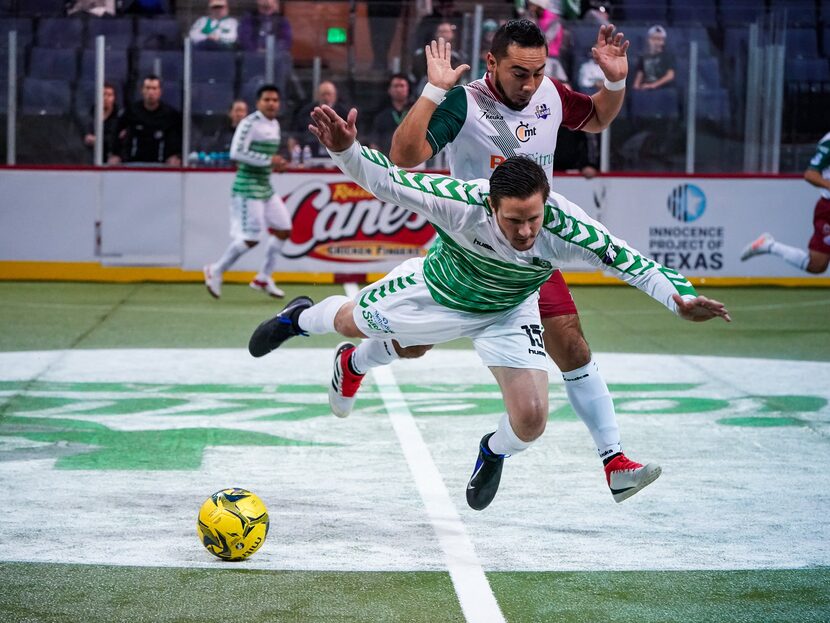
[297,295,350,335]
[769,241,810,271]
[351,339,397,375]
[214,239,249,274]
[562,359,622,461]
[487,412,534,457]
[256,236,285,281]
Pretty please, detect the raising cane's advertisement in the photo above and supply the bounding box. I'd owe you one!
[279,177,436,271]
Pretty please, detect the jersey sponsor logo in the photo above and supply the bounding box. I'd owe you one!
[490,154,506,169]
[280,181,435,263]
[515,122,537,143]
[478,109,504,120]
[535,103,551,119]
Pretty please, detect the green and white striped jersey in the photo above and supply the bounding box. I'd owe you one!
[330,142,697,314]
[230,110,280,200]
[808,131,830,200]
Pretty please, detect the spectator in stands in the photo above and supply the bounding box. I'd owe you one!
[118,75,182,166]
[238,0,292,53]
[290,80,349,159]
[83,82,123,164]
[411,22,463,91]
[67,0,116,16]
[189,0,238,50]
[633,25,675,90]
[578,48,605,93]
[413,0,463,50]
[366,0,403,71]
[527,0,571,83]
[554,125,599,178]
[369,74,411,155]
[194,99,249,155]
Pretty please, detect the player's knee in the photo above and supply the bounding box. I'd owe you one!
[333,303,362,337]
[393,342,433,359]
[510,400,548,442]
[807,256,829,273]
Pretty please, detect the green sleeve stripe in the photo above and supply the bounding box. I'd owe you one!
[426,86,467,155]
[808,139,830,170]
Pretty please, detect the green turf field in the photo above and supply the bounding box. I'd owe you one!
[0,282,828,623]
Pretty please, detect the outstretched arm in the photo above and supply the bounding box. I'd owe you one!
[309,104,477,232]
[547,193,731,323]
[583,24,629,132]
[389,38,469,167]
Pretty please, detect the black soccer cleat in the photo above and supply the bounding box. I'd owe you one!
[466,432,505,511]
[248,296,314,357]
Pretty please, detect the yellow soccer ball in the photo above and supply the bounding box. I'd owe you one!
[197,488,269,561]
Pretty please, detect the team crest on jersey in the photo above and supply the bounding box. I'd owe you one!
[535,103,550,119]
[515,122,537,143]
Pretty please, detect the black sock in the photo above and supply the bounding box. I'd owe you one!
[602,452,622,467]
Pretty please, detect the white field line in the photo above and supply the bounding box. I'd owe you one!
[343,282,506,623]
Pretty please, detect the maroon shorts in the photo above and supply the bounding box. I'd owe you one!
[808,197,830,254]
[538,271,578,318]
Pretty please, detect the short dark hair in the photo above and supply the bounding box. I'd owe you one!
[142,74,161,84]
[387,73,409,89]
[489,156,550,208]
[490,19,547,60]
[256,84,280,100]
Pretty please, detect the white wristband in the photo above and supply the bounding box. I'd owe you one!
[603,77,626,91]
[421,82,448,105]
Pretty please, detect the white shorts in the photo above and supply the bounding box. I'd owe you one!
[230,194,292,241]
[352,257,548,371]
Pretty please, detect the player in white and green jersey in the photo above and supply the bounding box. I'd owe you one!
[203,84,292,300]
[741,130,830,274]
[391,20,664,500]
[248,105,731,510]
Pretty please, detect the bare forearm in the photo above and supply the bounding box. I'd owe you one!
[583,87,625,132]
[389,96,437,167]
[805,168,830,190]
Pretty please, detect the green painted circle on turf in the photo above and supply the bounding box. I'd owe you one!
[717,416,803,427]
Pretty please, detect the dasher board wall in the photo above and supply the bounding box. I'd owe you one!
[0,168,824,281]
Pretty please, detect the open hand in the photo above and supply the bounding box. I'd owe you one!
[426,37,470,90]
[308,105,358,152]
[592,24,629,82]
[672,294,732,323]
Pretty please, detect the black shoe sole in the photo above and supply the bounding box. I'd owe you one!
[248,296,313,358]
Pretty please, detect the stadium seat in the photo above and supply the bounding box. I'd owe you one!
[85,17,135,50]
[21,77,72,115]
[629,87,679,119]
[191,50,237,84]
[18,0,66,16]
[824,28,830,58]
[619,0,668,23]
[770,0,816,26]
[135,49,184,82]
[135,17,182,50]
[28,47,79,81]
[79,48,130,85]
[670,0,716,26]
[786,58,830,82]
[0,38,25,83]
[787,29,819,59]
[36,17,85,48]
[674,56,721,92]
[0,79,7,114]
[720,0,765,26]
[671,26,713,57]
[17,114,86,164]
[238,50,291,95]
[694,87,730,125]
[822,4,830,26]
[191,81,234,115]
[0,17,34,48]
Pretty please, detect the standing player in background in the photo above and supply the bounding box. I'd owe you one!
[203,84,290,299]
[387,20,659,503]
[741,131,830,275]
